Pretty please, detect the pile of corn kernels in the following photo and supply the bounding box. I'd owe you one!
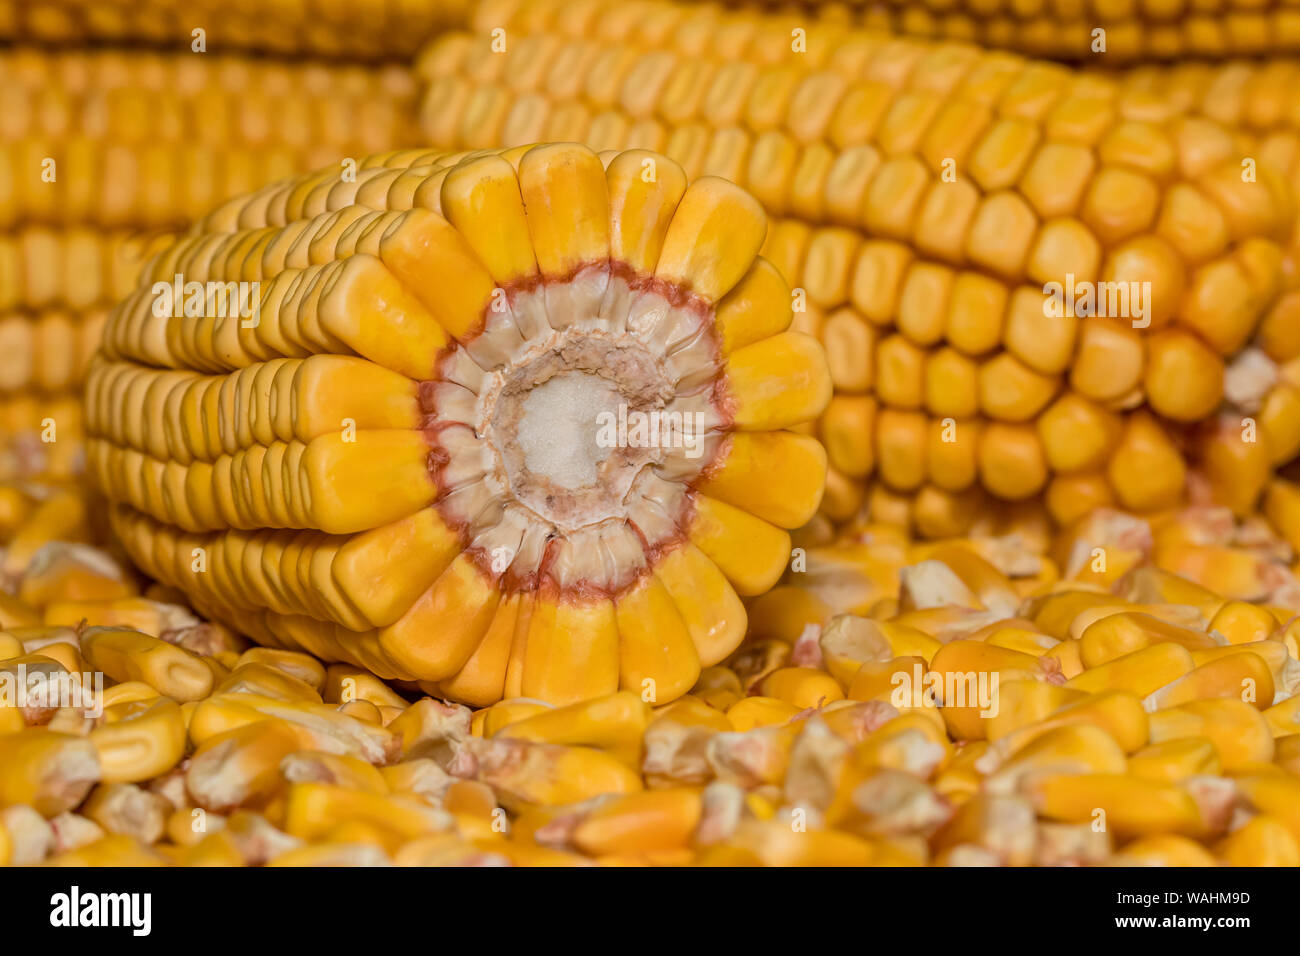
[2,491,1298,866]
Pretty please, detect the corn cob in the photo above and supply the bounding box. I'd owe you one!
[1091,60,1300,516]
[0,231,165,493]
[0,228,169,313]
[710,0,1300,63]
[415,0,1296,533]
[0,311,108,396]
[84,142,832,707]
[0,50,421,229]
[0,0,471,60]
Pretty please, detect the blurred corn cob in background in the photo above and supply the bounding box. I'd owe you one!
[0,229,171,486]
[0,0,472,60]
[699,0,1300,63]
[0,48,424,537]
[1,50,421,229]
[417,0,1297,537]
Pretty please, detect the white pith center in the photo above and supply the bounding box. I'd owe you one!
[484,328,678,530]
[426,270,727,592]
[518,371,620,491]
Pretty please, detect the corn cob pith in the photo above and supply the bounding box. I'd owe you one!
[415,0,1296,534]
[85,143,833,707]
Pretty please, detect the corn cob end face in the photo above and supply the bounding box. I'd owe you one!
[88,144,833,708]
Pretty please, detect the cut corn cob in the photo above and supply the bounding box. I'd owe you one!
[416,0,1296,532]
[86,143,831,707]
[0,0,471,60]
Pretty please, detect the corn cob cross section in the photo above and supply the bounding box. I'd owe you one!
[87,144,832,708]
[415,0,1297,535]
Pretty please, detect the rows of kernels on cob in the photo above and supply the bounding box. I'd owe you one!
[1102,59,1300,516]
[0,208,168,504]
[0,48,419,515]
[83,143,833,707]
[2,499,1299,865]
[0,0,472,60]
[0,49,421,229]
[414,0,1298,533]
[0,228,167,313]
[697,0,1300,63]
[0,230,170,496]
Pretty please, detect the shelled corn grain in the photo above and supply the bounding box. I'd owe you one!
[415,0,1297,534]
[0,50,421,229]
[84,142,834,708]
[0,0,472,61]
[1,499,1298,866]
[697,0,1300,63]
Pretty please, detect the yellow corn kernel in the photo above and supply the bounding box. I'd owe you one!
[568,788,704,856]
[478,698,554,738]
[1126,738,1222,783]
[1112,834,1219,867]
[989,690,1150,758]
[726,819,875,866]
[846,656,926,704]
[1078,611,1218,669]
[282,782,451,843]
[464,737,643,807]
[1235,776,1300,843]
[90,698,186,784]
[240,648,328,690]
[1215,815,1300,866]
[1065,642,1195,697]
[984,680,1087,741]
[932,793,1036,866]
[984,724,1128,795]
[1021,773,1202,839]
[689,667,745,711]
[44,833,168,867]
[215,663,324,703]
[1147,699,1275,770]
[852,713,952,780]
[80,627,213,702]
[725,697,803,732]
[1207,600,1278,645]
[758,667,845,709]
[0,730,100,816]
[493,690,649,766]
[1144,652,1275,712]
